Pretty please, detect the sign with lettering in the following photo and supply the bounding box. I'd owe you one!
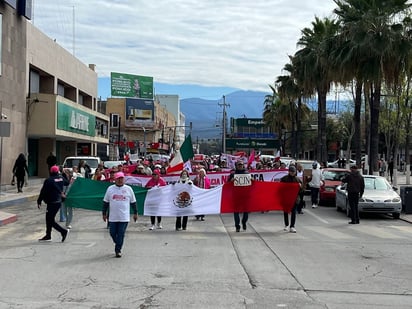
[234,174,252,186]
[57,102,96,137]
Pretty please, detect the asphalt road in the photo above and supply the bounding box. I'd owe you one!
[0,196,411,308]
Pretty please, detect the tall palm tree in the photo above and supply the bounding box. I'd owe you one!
[293,17,340,164]
[333,0,411,173]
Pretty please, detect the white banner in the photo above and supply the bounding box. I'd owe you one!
[124,169,289,188]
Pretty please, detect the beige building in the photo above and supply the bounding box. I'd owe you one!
[106,97,176,159]
[0,2,109,182]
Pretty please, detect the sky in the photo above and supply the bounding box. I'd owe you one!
[31,0,337,99]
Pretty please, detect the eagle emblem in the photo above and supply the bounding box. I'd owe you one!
[173,191,193,208]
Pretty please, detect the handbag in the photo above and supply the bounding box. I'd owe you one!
[11,175,15,186]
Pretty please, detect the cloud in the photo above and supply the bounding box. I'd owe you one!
[32,0,337,92]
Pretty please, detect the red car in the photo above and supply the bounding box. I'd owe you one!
[319,168,350,205]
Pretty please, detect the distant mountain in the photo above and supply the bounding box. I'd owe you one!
[181,90,269,139]
[181,90,351,139]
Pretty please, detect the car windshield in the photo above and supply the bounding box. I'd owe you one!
[323,170,348,181]
[364,177,390,190]
[65,159,99,168]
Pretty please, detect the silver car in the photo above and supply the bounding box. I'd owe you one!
[335,175,402,219]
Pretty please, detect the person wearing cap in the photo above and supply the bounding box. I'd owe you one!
[102,172,138,258]
[280,165,303,233]
[37,165,70,242]
[308,161,322,208]
[131,164,145,175]
[228,160,250,232]
[342,165,365,224]
[145,169,167,230]
[142,160,153,176]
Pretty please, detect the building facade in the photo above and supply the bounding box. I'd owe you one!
[0,1,109,182]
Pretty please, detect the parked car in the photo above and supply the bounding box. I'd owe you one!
[62,156,102,178]
[319,168,350,205]
[103,160,126,169]
[335,175,402,219]
[327,158,356,168]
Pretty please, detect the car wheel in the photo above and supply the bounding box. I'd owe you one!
[335,200,341,212]
[393,212,400,219]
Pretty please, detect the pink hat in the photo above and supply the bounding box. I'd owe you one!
[50,165,59,174]
[114,172,125,179]
[153,169,161,176]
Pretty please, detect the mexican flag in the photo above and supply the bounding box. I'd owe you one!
[65,178,300,215]
[167,134,195,174]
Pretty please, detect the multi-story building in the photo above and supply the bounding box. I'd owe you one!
[106,97,177,160]
[0,1,109,181]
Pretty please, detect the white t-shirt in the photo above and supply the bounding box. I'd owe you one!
[103,184,136,222]
[310,168,322,188]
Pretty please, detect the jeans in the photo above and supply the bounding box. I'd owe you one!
[59,203,67,222]
[109,221,129,254]
[311,187,320,205]
[45,203,66,238]
[348,192,360,223]
[234,212,248,230]
[176,216,188,229]
[284,204,297,228]
[150,216,161,225]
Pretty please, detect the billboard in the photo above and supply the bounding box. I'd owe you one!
[111,72,153,99]
[125,98,155,128]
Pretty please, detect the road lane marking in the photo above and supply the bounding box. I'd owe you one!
[305,226,354,239]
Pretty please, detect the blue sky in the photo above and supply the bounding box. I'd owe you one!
[32,1,337,99]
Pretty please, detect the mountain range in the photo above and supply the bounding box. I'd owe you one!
[180,90,269,139]
[181,90,349,140]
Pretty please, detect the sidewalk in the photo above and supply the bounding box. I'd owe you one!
[0,177,44,226]
[0,174,411,226]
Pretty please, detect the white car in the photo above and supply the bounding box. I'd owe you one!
[327,159,356,168]
[62,156,102,178]
[335,175,402,219]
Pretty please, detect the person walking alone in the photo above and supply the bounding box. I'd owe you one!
[342,165,365,224]
[37,165,69,242]
[13,153,29,193]
[102,172,138,258]
[309,162,322,208]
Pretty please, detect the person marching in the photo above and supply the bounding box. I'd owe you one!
[145,169,166,230]
[12,153,29,193]
[102,172,138,257]
[37,165,69,242]
[193,168,211,221]
[280,165,303,233]
[229,160,250,232]
[175,169,193,231]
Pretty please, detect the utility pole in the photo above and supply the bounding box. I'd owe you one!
[218,95,230,154]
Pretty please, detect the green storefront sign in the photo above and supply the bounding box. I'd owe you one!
[57,102,96,137]
[225,138,279,149]
[235,118,266,128]
[111,72,154,99]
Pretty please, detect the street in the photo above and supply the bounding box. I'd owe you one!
[0,196,411,308]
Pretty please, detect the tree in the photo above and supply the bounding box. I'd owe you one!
[293,17,340,164]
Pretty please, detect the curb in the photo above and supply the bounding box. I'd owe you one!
[0,195,39,208]
[0,210,17,226]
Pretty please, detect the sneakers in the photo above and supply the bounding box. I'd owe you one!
[289,227,297,233]
[66,225,72,229]
[242,223,247,230]
[157,223,162,229]
[61,229,69,242]
[283,226,289,231]
[115,252,122,258]
[39,236,52,242]
[149,225,155,230]
[312,204,318,208]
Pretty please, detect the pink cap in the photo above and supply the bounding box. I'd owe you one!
[50,165,59,174]
[153,169,161,176]
[114,172,125,179]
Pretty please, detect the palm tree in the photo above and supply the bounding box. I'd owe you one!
[293,17,340,164]
[333,0,412,173]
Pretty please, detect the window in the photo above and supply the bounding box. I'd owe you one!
[110,113,119,128]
